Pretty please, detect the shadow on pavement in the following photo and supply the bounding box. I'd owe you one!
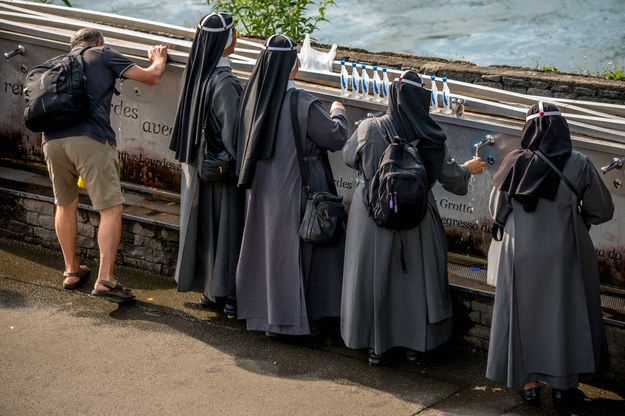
[1,237,624,415]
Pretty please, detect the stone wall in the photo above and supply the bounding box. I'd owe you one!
[452,290,495,352]
[333,47,625,105]
[605,324,625,385]
[0,192,178,277]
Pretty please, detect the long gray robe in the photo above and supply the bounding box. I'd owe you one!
[236,88,348,335]
[486,151,614,390]
[341,117,471,354]
[175,67,243,301]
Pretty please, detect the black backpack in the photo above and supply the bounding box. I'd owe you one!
[23,47,110,133]
[365,116,429,231]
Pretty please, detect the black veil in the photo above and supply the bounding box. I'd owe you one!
[236,34,298,188]
[169,12,234,163]
[387,70,447,185]
[492,102,572,212]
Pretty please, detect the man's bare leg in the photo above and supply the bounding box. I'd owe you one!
[55,197,81,286]
[93,204,123,291]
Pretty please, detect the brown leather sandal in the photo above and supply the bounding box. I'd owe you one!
[91,279,135,303]
[62,265,91,290]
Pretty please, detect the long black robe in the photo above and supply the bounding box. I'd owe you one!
[174,66,243,301]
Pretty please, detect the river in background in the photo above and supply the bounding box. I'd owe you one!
[70,0,625,75]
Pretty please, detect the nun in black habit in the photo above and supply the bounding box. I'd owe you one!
[235,34,348,335]
[169,12,243,314]
[486,102,614,407]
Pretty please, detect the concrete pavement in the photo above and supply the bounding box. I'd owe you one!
[1,239,623,416]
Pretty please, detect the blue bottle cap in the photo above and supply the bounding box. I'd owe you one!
[430,75,436,80]
[352,62,357,67]
[373,65,378,70]
[443,77,447,82]
[341,59,345,64]
[361,64,366,69]
[382,67,387,72]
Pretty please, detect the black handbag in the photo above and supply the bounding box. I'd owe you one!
[290,89,345,244]
[198,135,233,184]
[299,191,345,244]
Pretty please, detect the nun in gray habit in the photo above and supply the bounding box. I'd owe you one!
[169,12,243,311]
[486,102,614,405]
[235,34,348,335]
[342,71,475,364]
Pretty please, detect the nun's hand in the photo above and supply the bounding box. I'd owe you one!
[464,156,487,175]
[330,101,345,113]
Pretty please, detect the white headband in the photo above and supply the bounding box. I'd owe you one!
[526,101,561,121]
[397,75,424,88]
[225,29,233,49]
[198,12,234,32]
[263,34,297,51]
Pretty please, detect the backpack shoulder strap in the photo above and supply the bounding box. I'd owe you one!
[361,116,396,184]
[74,46,119,109]
[376,115,398,144]
[76,46,93,56]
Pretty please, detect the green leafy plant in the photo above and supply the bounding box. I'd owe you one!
[528,56,559,73]
[208,0,335,42]
[541,66,559,73]
[604,60,625,80]
[604,69,625,80]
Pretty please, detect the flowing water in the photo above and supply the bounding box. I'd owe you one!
[70,0,625,75]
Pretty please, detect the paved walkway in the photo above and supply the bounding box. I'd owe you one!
[0,240,623,415]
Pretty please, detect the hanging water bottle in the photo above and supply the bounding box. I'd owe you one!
[429,75,440,113]
[351,62,361,98]
[339,60,350,97]
[372,65,382,102]
[360,64,370,100]
[381,67,390,104]
[442,77,452,114]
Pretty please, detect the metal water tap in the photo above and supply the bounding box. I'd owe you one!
[4,45,25,60]
[601,157,623,174]
[474,135,495,158]
[452,97,465,118]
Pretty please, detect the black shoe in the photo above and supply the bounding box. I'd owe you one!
[519,386,541,406]
[368,348,383,366]
[405,348,418,363]
[223,299,237,318]
[199,294,218,309]
[308,321,320,337]
[552,388,584,409]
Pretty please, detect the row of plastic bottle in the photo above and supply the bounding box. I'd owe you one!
[430,75,453,115]
[338,60,456,115]
[340,60,390,103]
